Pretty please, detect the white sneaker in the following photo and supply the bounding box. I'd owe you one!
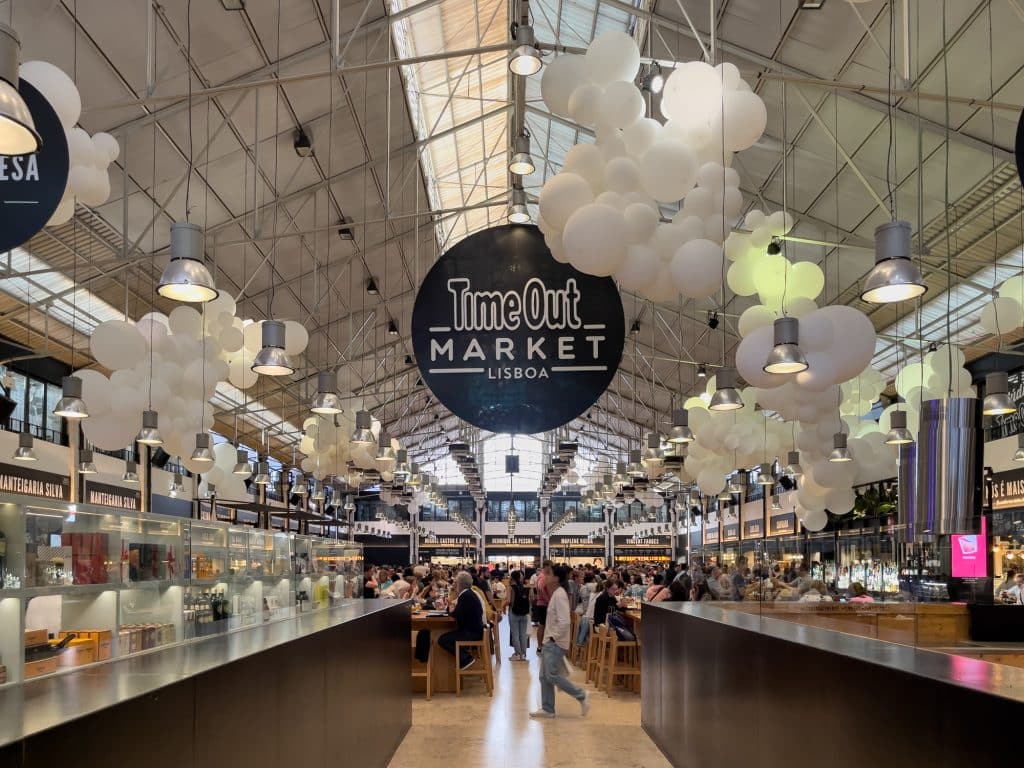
[580,692,591,717]
[460,657,476,671]
[510,653,522,661]
[529,709,555,719]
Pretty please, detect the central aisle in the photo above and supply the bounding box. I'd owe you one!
[387,620,672,768]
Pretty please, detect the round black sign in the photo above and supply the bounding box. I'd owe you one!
[0,80,70,252]
[411,225,625,434]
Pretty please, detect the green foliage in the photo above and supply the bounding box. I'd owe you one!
[852,485,897,520]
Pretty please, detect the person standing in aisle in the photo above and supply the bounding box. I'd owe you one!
[533,560,553,647]
[530,565,589,719]
[508,570,531,660]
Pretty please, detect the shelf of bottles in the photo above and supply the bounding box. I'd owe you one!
[0,493,363,686]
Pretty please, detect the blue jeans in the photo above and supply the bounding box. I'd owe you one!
[575,616,590,646]
[509,612,529,657]
[539,641,585,714]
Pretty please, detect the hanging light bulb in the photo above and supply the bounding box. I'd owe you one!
[641,61,664,94]
[78,448,97,475]
[783,450,803,477]
[1014,434,1024,463]
[252,460,272,486]
[136,409,163,446]
[232,448,252,476]
[983,371,1015,416]
[726,470,745,494]
[407,462,421,487]
[667,408,694,443]
[770,495,782,512]
[508,130,535,175]
[310,370,343,414]
[190,433,214,468]
[0,24,40,155]
[763,317,808,374]
[717,487,732,502]
[508,186,530,224]
[755,467,775,486]
[860,220,926,304]
[641,432,664,473]
[169,471,184,497]
[158,222,218,303]
[251,320,294,375]
[350,410,375,445]
[12,430,36,461]
[375,432,396,466]
[293,474,308,496]
[122,459,140,484]
[54,376,89,419]
[884,410,915,445]
[709,367,744,411]
[508,23,542,75]
[393,449,410,480]
[828,433,853,463]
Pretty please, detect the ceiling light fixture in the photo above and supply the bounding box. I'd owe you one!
[709,367,744,411]
[310,371,343,415]
[251,320,294,376]
[387,319,399,336]
[1014,434,1024,463]
[122,460,140,483]
[783,450,803,477]
[338,217,355,240]
[136,409,163,446]
[508,22,542,76]
[667,409,694,444]
[630,319,641,335]
[232,448,251,476]
[190,433,214,468]
[293,127,312,157]
[696,364,707,379]
[508,186,530,224]
[763,316,808,374]
[252,461,272,486]
[0,24,40,156]
[884,410,915,445]
[641,61,664,94]
[78,448,97,475]
[509,130,535,175]
[169,471,184,496]
[366,277,379,295]
[828,432,853,463]
[860,220,926,304]
[766,237,782,255]
[983,371,1015,416]
[350,410,375,445]
[12,430,36,461]
[801,0,825,9]
[158,222,218,303]
[53,376,89,419]
[755,468,775,486]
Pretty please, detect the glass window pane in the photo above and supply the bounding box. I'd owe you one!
[45,382,62,440]
[27,379,44,432]
[7,371,25,429]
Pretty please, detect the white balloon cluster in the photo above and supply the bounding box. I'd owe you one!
[297,414,383,481]
[979,274,1024,336]
[19,61,119,225]
[538,32,769,302]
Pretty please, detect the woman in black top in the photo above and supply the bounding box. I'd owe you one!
[508,570,531,660]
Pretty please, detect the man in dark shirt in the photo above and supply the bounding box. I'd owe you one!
[438,572,484,670]
[593,581,621,626]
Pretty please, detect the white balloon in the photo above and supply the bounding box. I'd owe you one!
[90,320,147,370]
[74,369,111,416]
[675,215,706,244]
[169,306,203,338]
[67,127,96,168]
[788,261,825,300]
[562,143,605,193]
[598,80,645,129]
[737,305,776,337]
[20,60,81,130]
[568,82,604,128]
[621,117,661,158]
[541,54,587,117]
[219,326,243,352]
[718,90,768,152]
[603,155,641,193]
[584,30,641,84]
[615,244,660,290]
[980,297,1024,335]
[284,320,309,355]
[46,195,74,227]
[639,264,679,303]
[670,239,724,299]
[539,172,594,230]
[91,132,120,165]
[726,261,758,297]
[563,204,627,277]
[801,507,828,532]
[83,414,140,451]
[623,202,658,243]
[639,141,698,203]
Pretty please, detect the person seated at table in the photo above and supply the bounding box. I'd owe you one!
[799,580,832,602]
[438,572,485,670]
[847,581,873,603]
[593,580,622,626]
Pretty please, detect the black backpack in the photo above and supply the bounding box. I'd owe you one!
[511,583,530,615]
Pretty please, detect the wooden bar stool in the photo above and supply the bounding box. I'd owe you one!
[587,623,609,686]
[455,638,493,697]
[489,621,501,665]
[603,631,640,697]
[410,633,432,700]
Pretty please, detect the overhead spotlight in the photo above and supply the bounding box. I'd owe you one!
[928,341,938,353]
[696,364,707,379]
[387,319,399,336]
[366,277,379,295]
[640,61,664,94]
[78,448,98,475]
[508,22,542,76]
[232,448,252,476]
[860,220,926,304]
[783,450,803,477]
[310,370,343,415]
[54,376,89,420]
[1014,434,1024,463]
[190,433,215,468]
[252,461,272,486]
[667,409,694,444]
[709,367,743,412]
[801,0,825,8]
[828,432,853,463]
[12,430,36,461]
[122,460,140,484]
[763,316,808,374]
[251,320,294,376]
[136,409,164,446]
[767,237,782,255]
[509,130,535,175]
[293,128,312,157]
[983,371,1015,416]
[755,469,775,486]
[350,410,375,445]
[508,186,530,224]
[707,312,719,330]
[884,410,915,445]
[630,319,641,335]
[158,222,219,303]
[169,471,184,497]
[0,24,41,156]
[338,217,355,240]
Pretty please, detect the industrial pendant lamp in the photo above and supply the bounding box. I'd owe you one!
[508,186,530,224]
[136,409,163,446]
[763,317,808,374]
[169,471,184,497]
[983,371,1015,416]
[78,448,98,474]
[293,473,308,496]
[860,220,926,304]
[755,467,775,486]
[726,470,746,495]
[375,432,396,465]
[251,320,294,375]
[709,367,744,411]
[640,61,664,94]
[252,460,272,486]
[770,495,782,511]
[884,410,914,445]
[158,222,218,303]
[509,130,535,175]
[311,481,326,502]
[717,487,732,502]
[393,449,410,480]
[54,376,89,419]
[0,24,40,156]
[350,410,374,445]
[122,460,140,483]
[508,23,542,76]
[1014,434,1024,463]
[310,370,343,414]
[641,432,664,473]
[667,409,694,444]
[627,449,645,477]
[12,430,36,461]
[783,450,803,477]
[828,433,853,463]
[190,433,214,468]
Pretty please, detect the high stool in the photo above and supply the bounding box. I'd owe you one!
[586,623,608,685]
[489,621,501,665]
[455,637,493,697]
[603,631,640,696]
[410,633,432,700]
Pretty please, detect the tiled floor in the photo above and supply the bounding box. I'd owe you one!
[387,623,672,768]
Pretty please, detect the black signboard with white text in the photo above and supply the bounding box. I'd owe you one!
[988,369,1024,441]
[0,462,69,501]
[743,518,765,538]
[769,511,797,536]
[411,225,625,434]
[991,467,1024,510]
[485,536,539,548]
[85,480,140,511]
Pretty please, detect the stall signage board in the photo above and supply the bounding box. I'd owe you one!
[0,81,70,252]
[411,225,625,434]
[486,536,539,547]
[0,462,69,500]
[549,536,597,546]
[769,511,797,536]
[743,519,764,538]
[989,369,1024,440]
[614,535,672,548]
[722,522,740,542]
[84,480,140,510]
[991,467,1024,510]
[420,536,475,547]
[704,522,720,545]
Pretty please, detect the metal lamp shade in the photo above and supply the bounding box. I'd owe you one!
[508,133,535,175]
[122,460,140,483]
[508,25,541,75]
[983,371,1015,416]
[136,409,163,446]
[78,448,97,474]
[860,220,926,304]
[755,469,775,486]
[251,320,294,375]
[709,367,744,411]
[54,376,89,419]
[827,432,853,462]
[252,461,272,486]
[783,450,802,476]
[0,25,40,156]
[12,430,36,461]
[1014,434,1024,463]
[190,433,214,467]
[310,370,343,414]
[375,433,396,464]
[350,410,375,445]
[763,317,808,374]
[232,448,252,476]
[508,187,530,224]
[884,409,915,445]
[667,409,694,443]
[158,222,218,303]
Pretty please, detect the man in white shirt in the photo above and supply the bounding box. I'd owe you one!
[530,565,590,719]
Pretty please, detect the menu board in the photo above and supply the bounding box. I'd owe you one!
[704,520,720,545]
[768,511,797,536]
[743,518,764,538]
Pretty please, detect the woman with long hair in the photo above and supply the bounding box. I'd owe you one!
[508,570,531,660]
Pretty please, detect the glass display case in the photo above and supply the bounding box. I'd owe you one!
[0,493,364,687]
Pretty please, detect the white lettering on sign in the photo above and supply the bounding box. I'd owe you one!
[0,155,39,182]
[448,277,582,332]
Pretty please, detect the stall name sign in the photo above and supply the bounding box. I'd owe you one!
[723,522,740,541]
[743,519,764,538]
[0,463,70,500]
[989,370,1024,440]
[412,225,625,434]
[991,467,1024,509]
[85,481,140,510]
[550,536,592,546]
[769,511,797,535]
[704,522,720,545]
[486,536,538,547]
